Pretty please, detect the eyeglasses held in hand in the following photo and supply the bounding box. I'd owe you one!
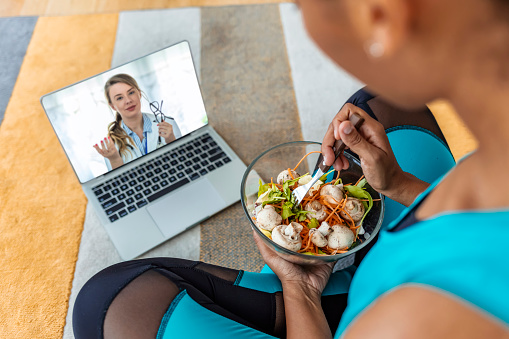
[150,100,175,124]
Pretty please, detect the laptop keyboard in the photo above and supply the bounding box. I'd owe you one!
[91,133,231,222]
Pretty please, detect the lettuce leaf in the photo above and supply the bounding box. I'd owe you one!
[281,201,295,220]
[258,179,270,197]
[308,218,319,229]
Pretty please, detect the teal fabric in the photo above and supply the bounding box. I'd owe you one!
[238,266,355,296]
[381,127,455,229]
[157,290,277,339]
[335,176,509,336]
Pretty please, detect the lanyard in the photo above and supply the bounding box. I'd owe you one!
[143,133,148,155]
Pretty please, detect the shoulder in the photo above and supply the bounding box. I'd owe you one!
[343,284,509,339]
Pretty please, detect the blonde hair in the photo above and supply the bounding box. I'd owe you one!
[104,74,141,158]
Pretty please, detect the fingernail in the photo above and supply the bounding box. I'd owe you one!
[343,122,353,135]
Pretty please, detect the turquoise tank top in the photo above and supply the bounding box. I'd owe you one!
[335,177,509,336]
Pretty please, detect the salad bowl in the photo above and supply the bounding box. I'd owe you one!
[240,141,385,265]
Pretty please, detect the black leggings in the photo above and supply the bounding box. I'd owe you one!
[73,88,448,339]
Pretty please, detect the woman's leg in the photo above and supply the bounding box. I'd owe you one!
[73,258,351,339]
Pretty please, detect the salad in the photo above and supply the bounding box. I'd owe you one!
[252,152,374,256]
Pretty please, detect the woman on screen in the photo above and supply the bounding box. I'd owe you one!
[93,73,182,170]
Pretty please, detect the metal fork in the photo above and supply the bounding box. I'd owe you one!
[292,113,365,207]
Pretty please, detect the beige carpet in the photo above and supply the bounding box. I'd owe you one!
[199,4,303,271]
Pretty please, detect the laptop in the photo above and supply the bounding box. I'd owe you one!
[40,41,247,260]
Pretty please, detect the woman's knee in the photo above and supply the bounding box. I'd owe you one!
[72,259,183,339]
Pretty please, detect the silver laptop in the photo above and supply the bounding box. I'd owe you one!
[40,41,247,260]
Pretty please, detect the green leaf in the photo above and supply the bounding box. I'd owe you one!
[356,178,368,189]
[349,240,361,250]
[343,185,369,199]
[258,179,270,197]
[308,218,319,229]
[333,177,343,186]
[281,202,295,220]
[358,191,373,226]
[319,169,335,182]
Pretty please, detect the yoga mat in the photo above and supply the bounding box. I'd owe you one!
[0,14,118,338]
[0,16,37,126]
[199,4,303,272]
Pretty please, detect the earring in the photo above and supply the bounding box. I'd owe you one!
[366,41,384,58]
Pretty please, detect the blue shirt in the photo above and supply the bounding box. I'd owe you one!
[335,177,509,336]
[121,113,153,155]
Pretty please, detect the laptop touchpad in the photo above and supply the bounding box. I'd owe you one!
[147,178,227,238]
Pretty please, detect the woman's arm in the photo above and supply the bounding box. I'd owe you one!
[253,232,335,339]
[283,282,332,339]
[344,286,509,339]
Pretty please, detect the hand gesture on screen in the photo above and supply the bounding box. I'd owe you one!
[94,137,121,161]
[158,121,176,143]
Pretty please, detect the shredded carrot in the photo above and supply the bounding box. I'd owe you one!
[354,175,365,186]
[292,151,322,172]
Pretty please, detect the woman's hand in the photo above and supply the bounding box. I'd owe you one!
[94,137,121,161]
[158,121,176,143]
[253,231,333,295]
[94,137,123,170]
[321,103,428,205]
[254,231,334,339]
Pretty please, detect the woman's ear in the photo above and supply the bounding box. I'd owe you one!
[364,0,411,60]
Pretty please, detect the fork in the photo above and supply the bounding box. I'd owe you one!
[292,113,365,208]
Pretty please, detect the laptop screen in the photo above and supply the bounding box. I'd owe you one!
[41,41,208,184]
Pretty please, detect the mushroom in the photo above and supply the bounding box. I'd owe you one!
[327,225,355,249]
[309,229,327,247]
[309,221,332,247]
[339,197,365,223]
[256,205,282,231]
[271,222,303,252]
[304,201,327,222]
[320,184,344,206]
[317,221,331,236]
[277,169,300,185]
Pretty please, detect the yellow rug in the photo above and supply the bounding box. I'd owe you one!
[0,14,117,338]
[428,100,478,159]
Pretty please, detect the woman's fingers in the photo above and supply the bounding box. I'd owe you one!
[93,143,103,156]
[321,103,389,170]
[93,137,115,157]
[157,121,174,136]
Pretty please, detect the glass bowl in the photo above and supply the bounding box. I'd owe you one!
[240,141,384,265]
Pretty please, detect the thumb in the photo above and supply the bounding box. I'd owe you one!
[338,120,374,157]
